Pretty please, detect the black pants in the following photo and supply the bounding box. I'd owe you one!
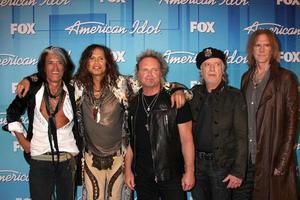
[135,175,186,200]
[29,159,76,200]
[232,161,255,200]
[191,156,232,200]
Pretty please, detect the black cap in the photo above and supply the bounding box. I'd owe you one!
[196,47,226,69]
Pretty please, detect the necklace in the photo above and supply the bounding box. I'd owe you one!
[141,92,160,131]
[252,66,269,89]
[45,83,63,99]
[89,87,109,123]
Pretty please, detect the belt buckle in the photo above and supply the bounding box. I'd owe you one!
[205,152,213,160]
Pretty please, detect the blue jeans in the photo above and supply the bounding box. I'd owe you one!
[29,158,76,200]
[191,155,231,200]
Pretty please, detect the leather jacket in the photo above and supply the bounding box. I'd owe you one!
[189,82,248,179]
[128,89,184,182]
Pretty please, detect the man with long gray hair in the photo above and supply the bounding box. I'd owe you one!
[3,46,81,200]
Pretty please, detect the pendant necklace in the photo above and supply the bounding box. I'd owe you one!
[90,87,105,123]
[252,65,269,89]
[141,92,160,131]
[93,99,101,123]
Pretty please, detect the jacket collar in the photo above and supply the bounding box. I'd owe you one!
[242,62,281,107]
[202,80,226,96]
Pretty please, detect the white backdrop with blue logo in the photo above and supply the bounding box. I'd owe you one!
[0,0,299,199]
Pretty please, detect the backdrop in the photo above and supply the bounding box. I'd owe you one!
[0,0,299,199]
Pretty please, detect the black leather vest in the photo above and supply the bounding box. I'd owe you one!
[128,89,184,182]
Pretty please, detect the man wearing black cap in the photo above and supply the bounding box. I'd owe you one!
[189,47,248,200]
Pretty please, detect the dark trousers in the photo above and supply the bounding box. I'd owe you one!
[135,175,186,200]
[232,161,255,200]
[191,156,231,200]
[29,159,76,200]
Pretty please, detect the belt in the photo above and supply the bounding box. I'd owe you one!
[86,148,122,157]
[196,151,214,160]
[31,152,77,162]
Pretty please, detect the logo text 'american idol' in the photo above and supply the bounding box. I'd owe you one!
[0,0,71,7]
[158,0,249,6]
[0,170,29,182]
[163,50,248,65]
[65,20,161,35]
[0,54,38,66]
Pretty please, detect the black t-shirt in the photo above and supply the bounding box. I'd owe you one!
[135,94,192,179]
[195,92,213,152]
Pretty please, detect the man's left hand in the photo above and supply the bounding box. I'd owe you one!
[273,168,284,176]
[222,174,242,189]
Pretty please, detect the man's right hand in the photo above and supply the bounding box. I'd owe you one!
[124,169,135,190]
[16,79,30,98]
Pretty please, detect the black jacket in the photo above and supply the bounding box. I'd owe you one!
[4,81,83,185]
[128,89,184,182]
[189,83,248,179]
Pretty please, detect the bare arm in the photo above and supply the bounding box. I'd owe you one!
[124,144,135,190]
[178,120,195,191]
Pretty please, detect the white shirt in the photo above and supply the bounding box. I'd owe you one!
[30,83,79,156]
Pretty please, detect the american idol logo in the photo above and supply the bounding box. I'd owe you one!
[0,170,29,182]
[224,50,247,64]
[40,0,71,6]
[65,20,161,35]
[65,21,127,34]
[163,50,247,65]
[244,21,300,36]
[0,54,38,66]
[0,0,71,7]
[163,50,196,64]
[158,0,249,6]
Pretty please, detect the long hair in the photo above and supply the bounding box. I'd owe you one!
[37,46,74,84]
[246,29,280,69]
[135,49,168,85]
[74,44,119,91]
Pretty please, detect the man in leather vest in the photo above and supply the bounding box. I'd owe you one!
[124,49,195,200]
[190,47,248,200]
